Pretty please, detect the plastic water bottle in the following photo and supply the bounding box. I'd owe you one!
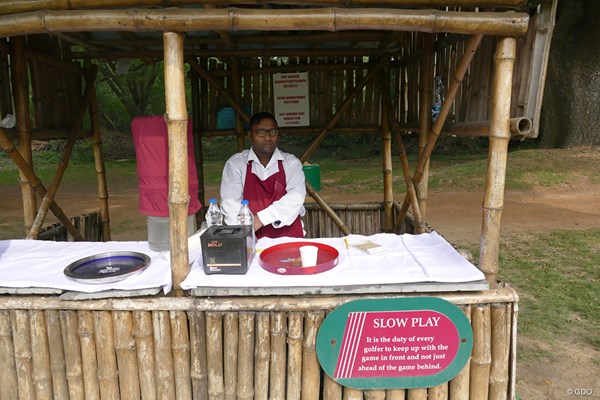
[432,76,445,121]
[206,198,223,227]
[236,199,254,226]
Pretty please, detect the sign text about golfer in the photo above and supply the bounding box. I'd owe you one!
[334,310,459,379]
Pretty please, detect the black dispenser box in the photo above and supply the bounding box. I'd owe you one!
[200,225,255,274]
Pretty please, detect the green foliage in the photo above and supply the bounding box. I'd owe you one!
[95,59,189,133]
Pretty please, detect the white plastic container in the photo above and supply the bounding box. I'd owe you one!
[147,215,196,252]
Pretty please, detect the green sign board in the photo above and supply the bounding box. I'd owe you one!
[316,297,473,389]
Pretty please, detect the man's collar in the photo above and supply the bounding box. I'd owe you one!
[248,147,283,166]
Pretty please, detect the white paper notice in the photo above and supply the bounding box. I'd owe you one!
[273,72,310,127]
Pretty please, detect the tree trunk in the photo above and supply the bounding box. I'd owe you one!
[540,0,600,147]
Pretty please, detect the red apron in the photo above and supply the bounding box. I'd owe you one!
[243,160,303,239]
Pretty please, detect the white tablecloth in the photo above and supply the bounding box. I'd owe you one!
[181,232,485,290]
[0,240,172,294]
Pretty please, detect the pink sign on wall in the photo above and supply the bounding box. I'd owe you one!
[333,310,459,379]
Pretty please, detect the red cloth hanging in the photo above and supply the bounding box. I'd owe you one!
[131,115,202,217]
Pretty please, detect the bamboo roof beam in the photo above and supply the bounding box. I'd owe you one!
[0,0,528,16]
[0,8,529,39]
[51,32,110,53]
[445,117,532,138]
[91,31,387,47]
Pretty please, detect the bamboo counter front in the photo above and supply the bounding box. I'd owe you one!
[0,285,518,400]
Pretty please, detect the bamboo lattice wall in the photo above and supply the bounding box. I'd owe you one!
[194,34,532,137]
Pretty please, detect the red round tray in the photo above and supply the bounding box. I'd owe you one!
[258,241,339,275]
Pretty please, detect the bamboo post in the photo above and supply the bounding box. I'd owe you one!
[30,310,53,400]
[0,310,18,400]
[381,72,394,232]
[449,305,472,399]
[113,311,140,400]
[396,34,483,226]
[60,310,85,400]
[89,80,111,241]
[93,311,119,400]
[270,312,287,400]
[224,312,239,400]
[10,36,37,231]
[189,311,209,400]
[153,311,176,399]
[237,312,255,400]
[343,387,363,400]
[79,311,103,400]
[231,57,246,151]
[469,305,491,399]
[11,310,36,399]
[303,311,324,400]
[170,310,192,400]
[427,383,448,399]
[407,388,427,400]
[386,389,406,399]
[417,33,434,221]
[133,311,157,400]
[0,128,84,240]
[386,98,424,233]
[323,375,343,400]
[322,308,343,400]
[206,312,224,400]
[163,32,191,294]
[286,312,304,400]
[489,303,512,400]
[365,390,386,400]
[254,312,270,400]
[509,302,519,400]
[27,65,99,239]
[190,67,206,223]
[480,37,517,285]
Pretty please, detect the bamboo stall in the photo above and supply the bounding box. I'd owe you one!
[0,1,558,399]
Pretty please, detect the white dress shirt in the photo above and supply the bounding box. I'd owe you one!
[220,148,306,228]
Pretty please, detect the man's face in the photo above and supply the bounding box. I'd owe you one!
[249,117,279,159]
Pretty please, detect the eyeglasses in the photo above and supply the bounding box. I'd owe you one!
[254,128,279,137]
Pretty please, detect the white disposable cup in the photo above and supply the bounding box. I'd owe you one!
[299,245,319,267]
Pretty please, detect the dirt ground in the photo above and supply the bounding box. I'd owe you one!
[1,178,600,399]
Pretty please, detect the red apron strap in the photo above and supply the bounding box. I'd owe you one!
[243,160,303,239]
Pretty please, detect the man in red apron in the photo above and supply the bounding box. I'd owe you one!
[220,112,306,239]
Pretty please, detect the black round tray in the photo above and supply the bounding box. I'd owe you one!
[64,251,151,284]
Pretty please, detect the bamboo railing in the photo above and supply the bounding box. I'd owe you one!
[0,288,518,400]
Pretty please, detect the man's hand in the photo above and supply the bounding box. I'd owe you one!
[253,215,263,232]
